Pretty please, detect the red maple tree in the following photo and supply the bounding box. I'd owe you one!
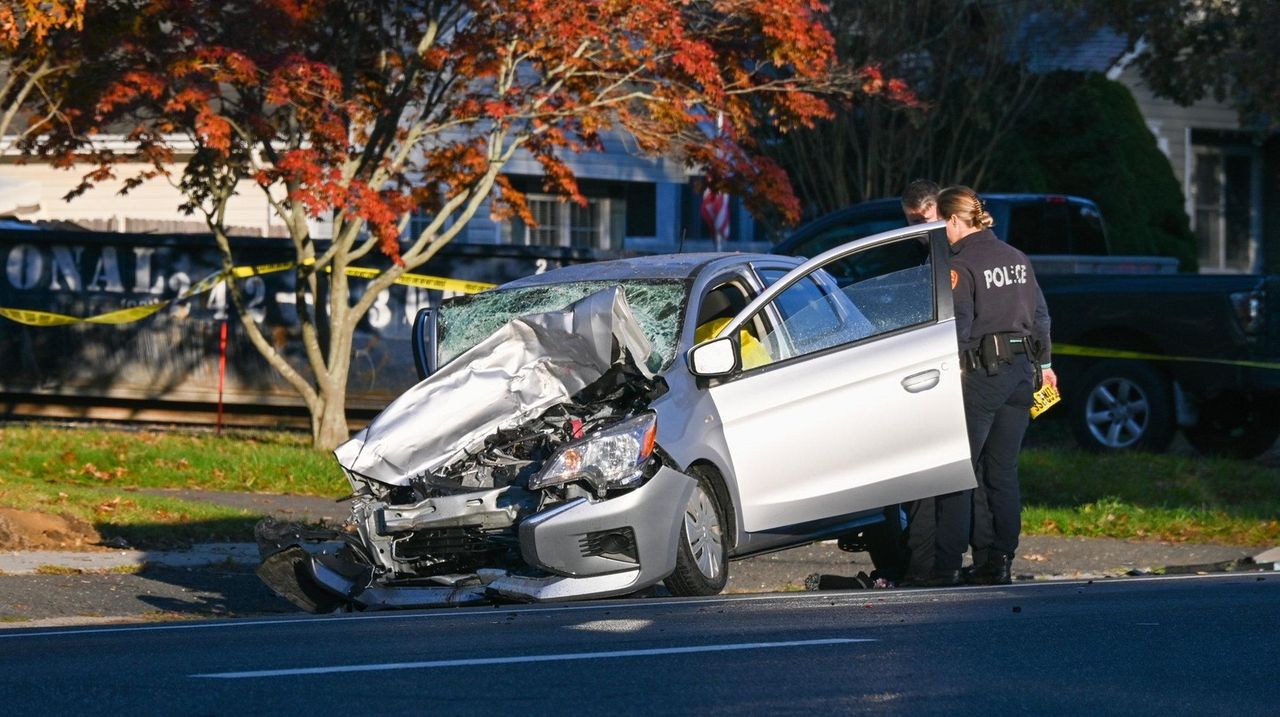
[0,0,84,152]
[44,0,860,449]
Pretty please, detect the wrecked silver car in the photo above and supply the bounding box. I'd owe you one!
[257,224,977,612]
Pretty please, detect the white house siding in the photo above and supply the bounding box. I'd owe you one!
[457,196,501,244]
[2,130,718,250]
[1115,65,1268,273]
[1114,65,1242,188]
[0,159,290,237]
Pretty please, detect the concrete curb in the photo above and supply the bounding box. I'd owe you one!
[0,544,260,575]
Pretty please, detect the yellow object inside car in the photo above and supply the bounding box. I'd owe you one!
[695,317,772,369]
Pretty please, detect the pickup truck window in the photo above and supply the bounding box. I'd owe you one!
[1008,201,1108,256]
[1010,203,1071,254]
[788,208,905,259]
[1071,203,1107,254]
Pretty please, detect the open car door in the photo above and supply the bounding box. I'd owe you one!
[690,223,975,533]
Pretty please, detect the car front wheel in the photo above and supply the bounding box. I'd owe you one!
[664,468,729,597]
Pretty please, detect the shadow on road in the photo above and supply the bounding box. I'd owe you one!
[131,564,297,618]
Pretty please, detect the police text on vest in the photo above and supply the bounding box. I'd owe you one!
[984,264,1027,289]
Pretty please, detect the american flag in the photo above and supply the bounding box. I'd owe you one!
[701,184,729,248]
[700,113,730,248]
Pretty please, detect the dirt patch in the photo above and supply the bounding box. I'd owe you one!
[0,508,104,550]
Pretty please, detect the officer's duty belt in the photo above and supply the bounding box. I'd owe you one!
[960,332,1034,374]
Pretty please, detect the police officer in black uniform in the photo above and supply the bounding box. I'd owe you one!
[933,186,1057,586]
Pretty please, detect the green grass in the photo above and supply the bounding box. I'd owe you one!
[1019,443,1280,546]
[0,422,1277,548]
[0,424,344,495]
[0,423,346,548]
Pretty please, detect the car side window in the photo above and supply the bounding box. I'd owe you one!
[829,237,934,335]
[695,280,773,369]
[750,234,933,365]
[755,270,846,358]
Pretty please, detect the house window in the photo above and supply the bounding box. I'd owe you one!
[1191,144,1261,273]
[404,211,434,243]
[509,194,616,250]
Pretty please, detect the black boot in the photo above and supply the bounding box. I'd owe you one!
[968,552,1013,585]
[903,569,963,588]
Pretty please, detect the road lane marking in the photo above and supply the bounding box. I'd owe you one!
[566,619,654,633]
[191,637,876,679]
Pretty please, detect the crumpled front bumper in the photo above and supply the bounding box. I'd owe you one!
[257,466,695,611]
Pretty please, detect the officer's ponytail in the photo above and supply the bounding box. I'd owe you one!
[975,204,995,229]
[938,186,995,230]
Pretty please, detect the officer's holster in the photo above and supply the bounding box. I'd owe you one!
[965,332,1043,388]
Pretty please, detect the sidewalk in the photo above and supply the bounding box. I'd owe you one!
[0,490,1275,627]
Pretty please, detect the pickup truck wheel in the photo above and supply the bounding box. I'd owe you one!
[1069,360,1175,452]
[664,469,729,597]
[1184,393,1280,459]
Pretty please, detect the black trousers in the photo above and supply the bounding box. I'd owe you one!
[970,472,993,568]
[905,497,936,578]
[951,356,1034,566]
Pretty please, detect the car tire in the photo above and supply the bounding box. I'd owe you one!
[664,468,729,597]
[1184,393,1280,459]
[1069,360,1175,453]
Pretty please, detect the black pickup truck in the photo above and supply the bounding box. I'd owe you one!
[774,195,1280,458]
[1043,273,1278,457]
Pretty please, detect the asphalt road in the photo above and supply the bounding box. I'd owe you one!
[1,573,1275,715]
[0,536,1260,624]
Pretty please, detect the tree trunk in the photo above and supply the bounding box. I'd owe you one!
[310,300,358,451]
[311,382,352,452]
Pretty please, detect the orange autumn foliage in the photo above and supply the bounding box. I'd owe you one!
[34,0,911,448]
[46,0,883,249]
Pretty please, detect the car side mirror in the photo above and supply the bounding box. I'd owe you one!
[410,307,438,381]
[686,336,739,377]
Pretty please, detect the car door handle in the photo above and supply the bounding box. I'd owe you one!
[901,369,940,393]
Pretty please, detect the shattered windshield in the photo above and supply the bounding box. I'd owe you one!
[438,280,689,373]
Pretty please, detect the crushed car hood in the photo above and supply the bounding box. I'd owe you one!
[335,286,658,486]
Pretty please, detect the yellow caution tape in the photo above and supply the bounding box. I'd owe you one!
[230,262,295,279]
[0,308,81,326]
[0,260,495,326]
[0,302,168,326]
[341,266,496,294]
[181,269,229,301]
[1055,343,1280,371]
[1030,384,1061,419]
[84,303,167,324]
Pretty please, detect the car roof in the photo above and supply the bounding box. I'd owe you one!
[499,252,799,289]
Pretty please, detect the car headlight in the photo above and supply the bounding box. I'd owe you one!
[529,413,657,495]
